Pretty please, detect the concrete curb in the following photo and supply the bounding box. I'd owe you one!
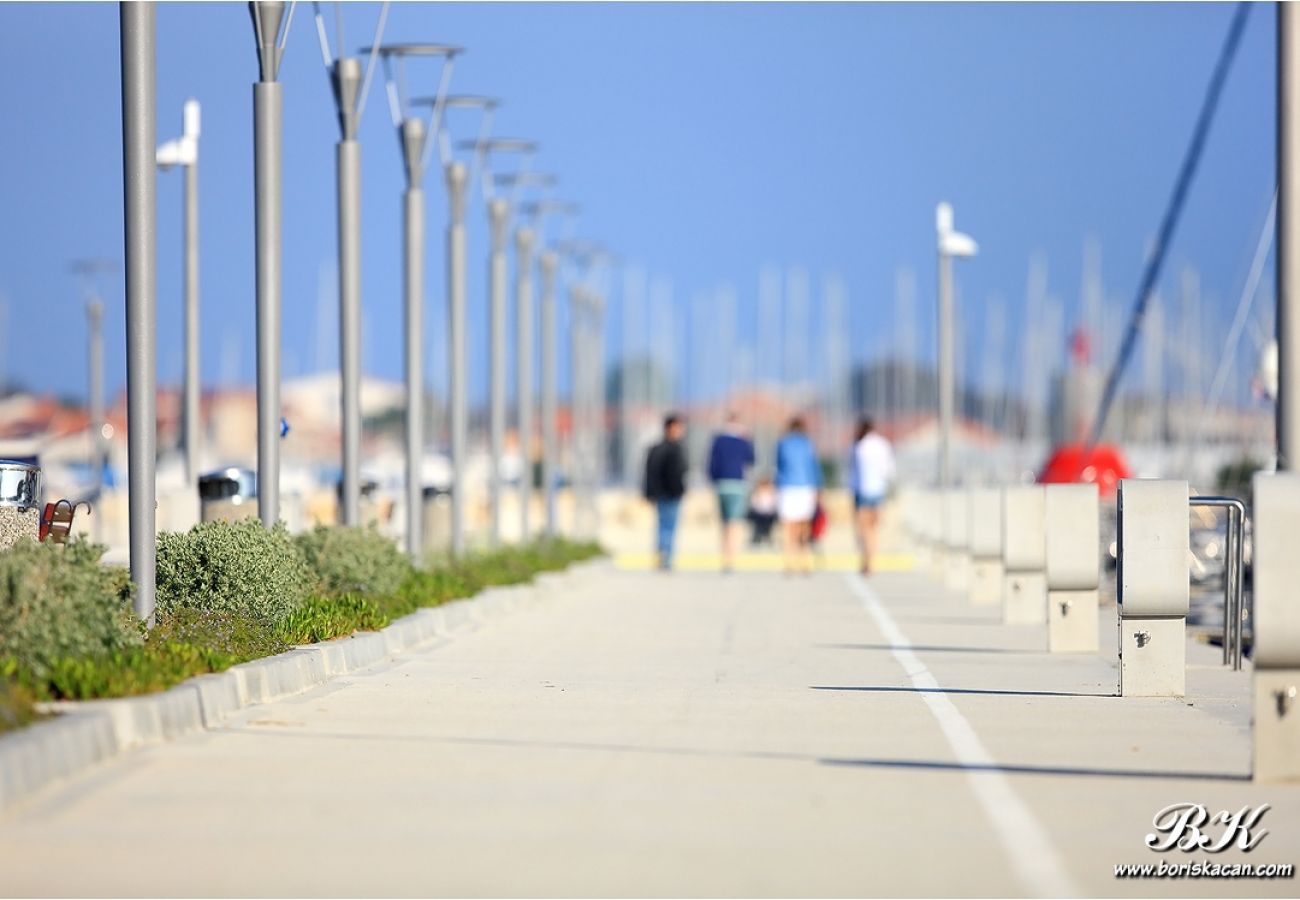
[0,557,605,816]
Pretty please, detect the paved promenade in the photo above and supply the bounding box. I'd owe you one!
[0,567,1296,897]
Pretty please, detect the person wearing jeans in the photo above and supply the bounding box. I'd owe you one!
[643,414,688,571]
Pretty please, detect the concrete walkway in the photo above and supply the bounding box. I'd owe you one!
[0,569,1296,897]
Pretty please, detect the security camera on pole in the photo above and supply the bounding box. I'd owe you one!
[373,44,460,561]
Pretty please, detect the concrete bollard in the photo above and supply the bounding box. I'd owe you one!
[944,488,970,593]
[967,487,1002,606]
[1044,483,1100,653]
[1116,479,1189,697]
[1251,472,1300,783]
[1001,485,1047,625]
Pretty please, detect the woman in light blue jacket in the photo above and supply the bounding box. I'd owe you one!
[774,416,820,574]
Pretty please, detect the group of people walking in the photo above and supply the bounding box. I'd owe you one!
[642,412,895,575]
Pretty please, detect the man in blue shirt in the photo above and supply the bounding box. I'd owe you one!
[707,412,755,573]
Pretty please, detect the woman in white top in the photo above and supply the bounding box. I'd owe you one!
[850,417,895,574]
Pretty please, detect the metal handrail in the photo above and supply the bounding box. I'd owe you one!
[1189,496,1247,671]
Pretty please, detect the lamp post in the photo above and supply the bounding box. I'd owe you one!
[460,138,538,545]
[427,95,497,554]
[121,1,158,622]
[249,1,294,528]
[374,45,459,561]
[309,5,392,528]
[70,259,117,541]
[156,99,201,493]
[935,201,979,491]
[497,172,557,542]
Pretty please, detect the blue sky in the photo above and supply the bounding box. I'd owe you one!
[0,2,1278,410]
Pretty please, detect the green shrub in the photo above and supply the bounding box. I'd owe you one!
[0,680,41,733]
[295,525,411,597]
[155,520,312,625]
[278,594,389,645]
[0,537,141,679]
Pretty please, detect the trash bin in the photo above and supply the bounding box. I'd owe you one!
[198,467,259,524]
[0,460,41,549]
[422,486,452,553]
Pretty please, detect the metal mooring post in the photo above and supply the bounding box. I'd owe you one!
[1001,485,1047,626]
[1117,480,1191,697]
[1044,483,1100,653]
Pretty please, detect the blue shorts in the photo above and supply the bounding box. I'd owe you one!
[854,492,884,510]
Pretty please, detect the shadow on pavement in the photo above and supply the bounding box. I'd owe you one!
[819,756,1249,782]
[815,642,1031,654]
[810,685,1115,698]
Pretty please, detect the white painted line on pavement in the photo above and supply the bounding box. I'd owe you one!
[847,575,1082,898]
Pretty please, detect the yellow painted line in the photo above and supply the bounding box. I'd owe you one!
[613,552,916,572]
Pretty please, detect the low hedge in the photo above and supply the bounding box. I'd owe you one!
[3,536,601,704]
[0,680,40,734]
[0,538,141,680]
[296,525,411,598]
[155,520,313,625]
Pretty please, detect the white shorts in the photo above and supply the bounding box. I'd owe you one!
[777,486,817,523]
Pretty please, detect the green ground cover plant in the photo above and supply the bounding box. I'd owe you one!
[0,529,600,707]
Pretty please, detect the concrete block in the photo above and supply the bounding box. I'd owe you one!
[1119,616,1186,697]
[1254,669,1300,783]
[1003,571,1046,625]
[1117,479,1189,618]
[1252,472,1300,669]
[970,559,1002,606]
[968,487,1003,560]
[1002,485,1046,572]
[1048,589,1099,653]
[1045,484,1100,592]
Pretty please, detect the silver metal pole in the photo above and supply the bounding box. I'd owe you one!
[515,226,535,541]
[121,1,157,623]
[1281,2,1300,470]
[540,250,558,538]
[183,130,200,490]
[336,57,363,527]
[87,295,105,542]
[403,182,424,557]
[251,1,285,527]
[569,286,583,536]
[590,291,605,539]
[937,249,954,489]
[447,162,468,554]
[488,198,508,545]
[400,118,425,559]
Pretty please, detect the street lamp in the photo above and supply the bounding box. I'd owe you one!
[935,201,978,491]
[249,1,296,528]
[70,259,117,540]
[309,3,391,529]
[156,99,201,494]
[523,200,580,538]
[495,172,558,541]
[419,94,497,554]
[121,2,158,622]
[458,136,538,546]
[373,43,459,562]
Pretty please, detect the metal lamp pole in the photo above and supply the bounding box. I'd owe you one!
[373,44,458,560]
[249,1,292,527]
[70,259,116,525]
[120,1,158,622]
[157,100,201,491]
[461,138,537,546]
[935,202,978,491]
[539,250,559,537]
[1282,3,1300,470]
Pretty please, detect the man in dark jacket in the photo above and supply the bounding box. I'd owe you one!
[644,414,688,571]
[707,412,755,573]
